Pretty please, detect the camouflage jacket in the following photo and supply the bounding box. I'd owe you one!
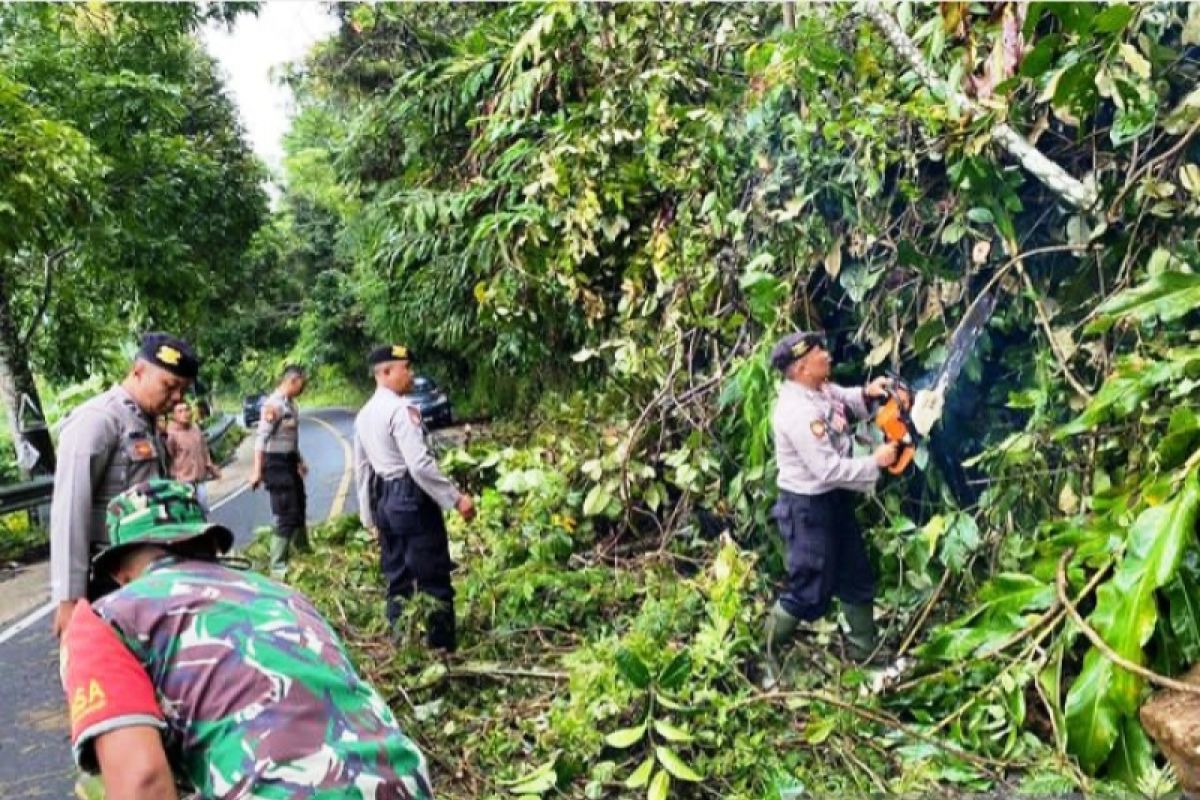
[70,557,432,798]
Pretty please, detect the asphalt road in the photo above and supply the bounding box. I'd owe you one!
[0,408,357,798]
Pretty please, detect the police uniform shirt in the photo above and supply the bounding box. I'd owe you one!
[50,385,165,601]
[255,390,300,455]
[353,387,462,529]
[773,380,879,496]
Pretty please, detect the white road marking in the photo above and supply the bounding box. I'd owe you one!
[307,414,354,519]
[0,599,53,645]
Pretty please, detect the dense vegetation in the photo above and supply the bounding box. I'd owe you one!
[5,1,1200,797]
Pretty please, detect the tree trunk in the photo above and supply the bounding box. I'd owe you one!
[0,265,56,479]
[782,2,796,30]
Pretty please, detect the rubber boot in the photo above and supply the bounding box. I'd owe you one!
[761,602,801,688]
[292,524,311,554]
[843,604,880,663]
[427,602,457,653]
[765,602,801,652]
[268,534,291,579]
[386,596,406,644]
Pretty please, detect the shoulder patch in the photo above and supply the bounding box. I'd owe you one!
[263,405,279,423]
[810,419,827,439]
[406,406,423,426]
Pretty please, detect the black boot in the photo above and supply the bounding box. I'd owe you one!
[427,602,457,653]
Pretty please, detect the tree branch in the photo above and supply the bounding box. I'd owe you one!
[1056,549,1200,696]
[858,0,1098,210]
[19,247,70,350]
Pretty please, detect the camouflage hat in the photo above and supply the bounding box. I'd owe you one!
[93,480,234,575]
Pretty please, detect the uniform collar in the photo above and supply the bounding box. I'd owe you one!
[113,384,155,420]
[782,379,826,397]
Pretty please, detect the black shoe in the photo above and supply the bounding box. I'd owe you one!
[427,603,457,653]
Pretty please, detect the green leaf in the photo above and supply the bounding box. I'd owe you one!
[1066,474,1200,772]
[938,512,981,571]
[1091,4,1134,33]
[1046,2,1096,34]
[804,716,836,745]
[656,650,692,691]
[615,649,652,689]
[625,757,654,789]
[1019,35,1060,79]
[605,724,647,749]
[582,483,613,517]
[1106,715,1155,789]
[1053,61,1099,120]
[1156,407,1200,468]
[739,269,786,326]
[919,573,1055,661]
[966,207,994,224]
[1110,80,1156,145]
[1165,563,1200,663]
[1057,349,1200,437]
[839,262,883,303]
[502,755,559,794]
[1088,270,1200,331]
[647,769,670,800]
[652,719,693,743]
[655,746,703,782]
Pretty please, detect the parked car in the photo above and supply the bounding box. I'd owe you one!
[242,393,266,428]
[407,376,453,430]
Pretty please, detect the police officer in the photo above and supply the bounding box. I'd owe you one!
[764,331,899,665]
[248,364,309,577]
[49,332,199,637]
[353,345,475,651]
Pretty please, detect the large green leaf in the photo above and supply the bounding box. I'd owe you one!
[1057,349,1200,437]
[656,650,692,691]
[1065,473,1200,773]
[1087,270,1200,333]
[615,649,652,689]
[1165,557,1200,663]
[918,573,1055,661]
[1106,715,1155,789]
[655,746,703,782]
[605,723,646,749]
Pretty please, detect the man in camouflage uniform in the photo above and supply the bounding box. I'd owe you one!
[764,331,899,667]
[59,480,433,799]
[249,364,309,577]
[50,332,199,637]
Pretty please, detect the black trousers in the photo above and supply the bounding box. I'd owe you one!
[373,475,455,650]
[264,453,307,539]
[773,489,875,621]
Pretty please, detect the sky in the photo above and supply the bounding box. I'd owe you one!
[201,2,339,179]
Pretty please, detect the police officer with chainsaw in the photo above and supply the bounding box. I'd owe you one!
[248,364,309,577]
[353,345,475,652]
[764,331,899,666]
[49,332,200,637]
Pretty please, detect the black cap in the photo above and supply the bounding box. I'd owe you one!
[770,332,826,372]
[138,332,200,379]
[368,344,413,366]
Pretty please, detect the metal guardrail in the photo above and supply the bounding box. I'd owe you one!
[0,413,236,516]
[0,476,55,516]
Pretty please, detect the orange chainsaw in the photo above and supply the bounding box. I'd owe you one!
[872,287,1000,476]
[873,377,919,476]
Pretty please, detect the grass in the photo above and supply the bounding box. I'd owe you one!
[0,511,46,564]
